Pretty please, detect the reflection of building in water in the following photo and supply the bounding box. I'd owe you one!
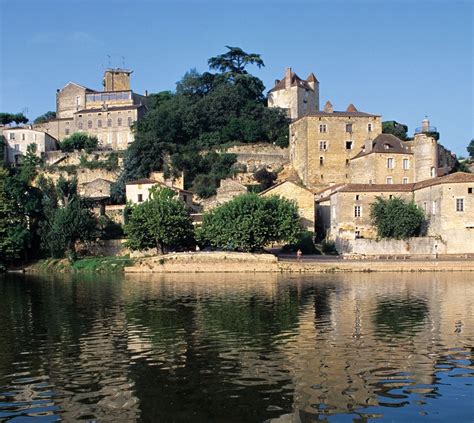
[271,273,474,420]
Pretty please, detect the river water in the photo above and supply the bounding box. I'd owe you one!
[0,272,473,422]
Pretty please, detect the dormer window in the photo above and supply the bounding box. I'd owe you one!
[384,144,390,150]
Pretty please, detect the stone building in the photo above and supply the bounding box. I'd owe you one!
[316,172,474,254]
[267,68,319,120]
[125,178,194,210]
[33,69,148,150]
[259,179,315,232]
[2,126,58,164]
[79,178,114,199]
[290,102,382,189]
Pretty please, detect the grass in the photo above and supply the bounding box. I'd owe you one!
[29,256,135,273]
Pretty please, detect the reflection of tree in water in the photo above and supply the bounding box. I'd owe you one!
[313,283,337,331]
[374,296,429,337]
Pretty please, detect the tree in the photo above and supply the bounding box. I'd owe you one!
[370,196,425,239]
[60,133,99,153]
[34,111,56,124]
[208,46,264,75]
[468,139,474,159]
[19,143,41,183]
[254,168,277,191]
[38,176,97,261]
[198,193,301,252]
[124,186,194,253]
[0,113,28,125]
[382,121,409,141]
[0,168,29,265]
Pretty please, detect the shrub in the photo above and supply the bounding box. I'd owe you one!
[321,239,337,255]
[282,230,319,254]
[60,133,99,153]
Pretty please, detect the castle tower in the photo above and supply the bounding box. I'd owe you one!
[267,68,319,120]
[103,68,132,91]
[413,132,438,182]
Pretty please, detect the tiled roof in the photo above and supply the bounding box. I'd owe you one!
[294,111,380,122]
[268,70,314,93]
[258,178,312,196]
[414,172,474,190]
[126,179,193,194]
[352,133,412,159]
[338,183,415,193]
[346,104,358,112]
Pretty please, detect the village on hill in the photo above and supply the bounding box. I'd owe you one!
[1,47,474,267]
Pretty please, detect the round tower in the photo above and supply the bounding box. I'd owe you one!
[413,132,438,182]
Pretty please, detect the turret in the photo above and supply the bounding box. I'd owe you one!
[413,132,438,182]
[103,68,132,91]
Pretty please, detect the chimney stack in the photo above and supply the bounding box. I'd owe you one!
[285,67,292,88]
[324,101,334,113]
[422,117,430,132]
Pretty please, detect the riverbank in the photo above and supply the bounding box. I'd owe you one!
[124,252,474,273]
[25,257,135,273]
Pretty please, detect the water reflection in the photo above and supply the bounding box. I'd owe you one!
[0,272,473,422]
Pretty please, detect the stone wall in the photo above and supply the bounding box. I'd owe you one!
[350,152,413,184]
[224,143,289,172]
[105,204,126,224]
[335,236,445,256]
[39,167,120,185]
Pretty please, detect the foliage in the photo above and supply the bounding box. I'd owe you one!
[382,121,409,141]
[34,111,56,124]
[198,193,300,252]
[370,196,425,239]
[124,186,195,253]
[38,176,98,261]
[60,133,99,153]
[321,239,337,255]
[30,256,134,273]
[120,47,289,195]
[79,152,119,171]
[0,112,28,125]
[282,230,319,254]
[254,168,277,191]
[455,160,472,173]
[19,144,41,182]
[97,216,124,239]
[468,139,474,159]
[0,168,30,264]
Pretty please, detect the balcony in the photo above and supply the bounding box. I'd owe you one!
[415,126,437,134]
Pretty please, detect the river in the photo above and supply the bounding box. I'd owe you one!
[0,272,473,422]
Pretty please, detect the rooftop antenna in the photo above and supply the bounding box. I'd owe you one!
[107,54,111,68]
[121,56,126,68]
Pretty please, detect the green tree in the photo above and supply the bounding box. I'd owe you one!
[370,196,425,239]
[39,176,97,261]
[33,111,56,124]
[0,168,29,265]
[124,186,194,253]
[467,139,474,159]
[60,133,99,153]
[198,193,300,252]
[382,121,409,141]
[19,144,41,183]
[208,46,264,75]
[0,113,29,125]
[254,168,277,191]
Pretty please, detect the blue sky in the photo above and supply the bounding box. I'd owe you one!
[1,0,472,155]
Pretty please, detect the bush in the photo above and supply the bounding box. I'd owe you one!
[60,133,99,153]
[370,196,425,239]
[98,216,124,239]
[321,239,337,255]
[198,193,300,252]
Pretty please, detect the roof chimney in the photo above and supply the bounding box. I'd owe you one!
[422,116,430,132]
[324,101,334,113]
[364,139,373,153]
[285,67,292,88]
[274,79,280,86]
[346,103,358,112]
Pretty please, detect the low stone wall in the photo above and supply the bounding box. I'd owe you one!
[85,239,129,257]
[125,252,279,273]
[335,237,446,257]
[105,204,126,224]
[223,143,289,172]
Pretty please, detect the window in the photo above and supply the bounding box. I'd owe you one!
[386,177,393,184]
[107,134,112,144]
[137,194,143,203]
[431,167,436,177]
[345,159,349,166]
[21,133,26,141]
[88,120,92,129]
[128,117,132,126]
[9,133,15,140]
[98,120,102,128]
[118,118,122,126]
[368,123,372,132]
[107,118,112,127]
[456,198,464,212]
[345,123,353,133]
[403,177,409,184]
[383,144,390,150]
[355,230,361,238]
[183,194,188,203]
[403,158,409,170]
[432,200,437,215]
[355,195,360,201]
[319,156,324,166]
[387,158,394,169]
[319,124,327,133]
[354,205,362,218]
[78,122,83,130]
[65,128,70,136]
[469,188,473,194]
[14,144,20,151]
[76,96,81,107]
[319,141,327,151]
[423,202,427,212]
[345,141,353,150]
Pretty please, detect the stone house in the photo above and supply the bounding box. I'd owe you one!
[2,127,58,164]
[316,172,474,254]
[259,180,315,232]
[125,178,194,210]
[33,69,148,150]
[290,102,382,190]
[267,68,319,120]
[79,178,114,199]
